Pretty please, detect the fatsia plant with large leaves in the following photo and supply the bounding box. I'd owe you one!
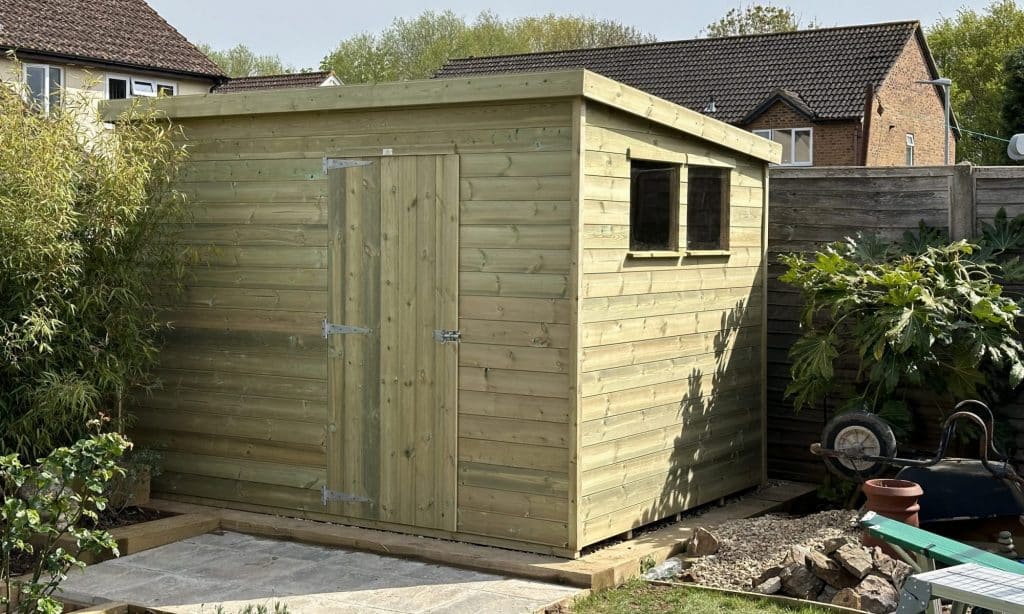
[780,225,1024,432]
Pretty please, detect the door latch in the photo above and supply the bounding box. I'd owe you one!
[433,329,461,343]
[321,486,372,505]
[322,319,370,339]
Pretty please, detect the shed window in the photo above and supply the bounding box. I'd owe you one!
[752,127,812,166]
[686,167,730,250]
[25,64,62,114]
[629,160,680,252]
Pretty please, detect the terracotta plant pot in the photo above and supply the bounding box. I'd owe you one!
[862,478,923,554]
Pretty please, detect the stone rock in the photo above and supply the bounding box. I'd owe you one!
[806,549,859,589]
[753,576,782,595]
[752,566,784,587]
[781,545,810,566]
[891,561,913,589]
[856,574,899,614]
[834,544,874,579]
[817,584,839,603]
[832,588,862,610]
[823,536,850,554]
[871,547,898,580]
[780,563,825,600]
[686,527,720,557]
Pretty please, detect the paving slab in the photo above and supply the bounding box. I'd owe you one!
[58,530,579,613]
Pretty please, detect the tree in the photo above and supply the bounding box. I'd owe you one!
[0,76,190,459]
[320,11,655,84]
[928,0,1024,164]
[198,43,296,77]
[702,4,816,37]
[1003,46,1024,161]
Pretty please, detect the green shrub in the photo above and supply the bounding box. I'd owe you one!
[0,71,190,458]
[1,425,130,614]
[780,211,1024,431]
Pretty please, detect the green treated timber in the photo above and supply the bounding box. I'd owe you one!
[859,511,1024,575]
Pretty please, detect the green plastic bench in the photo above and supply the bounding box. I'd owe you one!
[859,511,1024,575]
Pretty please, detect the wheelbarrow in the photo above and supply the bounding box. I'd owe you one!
[809,400,1024,525]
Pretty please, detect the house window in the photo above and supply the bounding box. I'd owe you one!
[629,160,680,252]
[108,76,175,99]
[686,167,730,250]
[905,134,915,166]
[752,128,813,166]
[25,64,62,114]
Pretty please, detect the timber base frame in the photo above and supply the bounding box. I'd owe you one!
[146,481,814,590]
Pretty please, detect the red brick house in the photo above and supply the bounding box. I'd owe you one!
[436,21,955,167]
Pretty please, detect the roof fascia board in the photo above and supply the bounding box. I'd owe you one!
[3,47,223,81]
[103,69,588,120]
[580,70,782,163]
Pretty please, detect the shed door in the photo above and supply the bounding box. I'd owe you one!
[326,155,458,531]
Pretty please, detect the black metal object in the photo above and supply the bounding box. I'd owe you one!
[811,400,1024,520]
[897,460,1024,523]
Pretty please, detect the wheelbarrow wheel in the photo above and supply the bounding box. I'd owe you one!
[821,412,897,480]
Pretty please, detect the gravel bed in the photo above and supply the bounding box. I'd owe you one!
[687,509,860,589]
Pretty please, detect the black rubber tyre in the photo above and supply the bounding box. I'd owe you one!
[820,412,897,480]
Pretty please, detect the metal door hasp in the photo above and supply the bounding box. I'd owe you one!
[433,329,461,343]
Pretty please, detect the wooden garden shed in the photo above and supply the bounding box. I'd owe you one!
[104,70,782,558]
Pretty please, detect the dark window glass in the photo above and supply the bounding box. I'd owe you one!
[629,160,679,251]
[48,66,61,110]
[686,167,730,250]
[26,65,46,110]
[108,78,128,99]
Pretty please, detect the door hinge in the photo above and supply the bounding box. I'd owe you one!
[323,158,374,174]
[321,486,372,505]
[433,329,461,343]
[322,318,370,339]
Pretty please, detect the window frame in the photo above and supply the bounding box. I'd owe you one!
[752,127,814,166]
[108,75,176,99]
[685,165,732,253]
[905,133,916,166]
[628,158,682,255]
[106,74,130,100]
[23,63,63,115]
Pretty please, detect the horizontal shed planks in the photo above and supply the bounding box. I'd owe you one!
[573,102,766,549]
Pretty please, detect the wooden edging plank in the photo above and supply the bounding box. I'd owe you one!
[145,481,816,591]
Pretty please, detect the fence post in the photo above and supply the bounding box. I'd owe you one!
[949,162,976,240]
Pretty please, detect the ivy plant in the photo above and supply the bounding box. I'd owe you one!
[1,425,129,614]
[780,209,1024,432]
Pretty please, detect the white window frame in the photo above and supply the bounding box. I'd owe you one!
[107,75,177,99]
[906,133,916,166]
[130,78,157,97]
[23,63,63,114]
[106,73,131,100]
[752,127,814,166]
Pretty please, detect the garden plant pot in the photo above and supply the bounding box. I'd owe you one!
[862,478,923,555]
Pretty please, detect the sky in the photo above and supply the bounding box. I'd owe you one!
[148,0,996,70]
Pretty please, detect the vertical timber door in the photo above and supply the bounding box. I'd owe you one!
[326,155,459,532]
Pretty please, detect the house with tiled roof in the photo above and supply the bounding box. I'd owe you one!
[0,0,225,115]
[214,71,341,93]
[437,21,956,167]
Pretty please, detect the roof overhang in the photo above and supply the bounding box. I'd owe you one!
[3,47,225,82]
[101,69,782,164]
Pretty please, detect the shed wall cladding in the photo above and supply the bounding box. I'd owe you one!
[577,102,766,546]
[135,100,578,553]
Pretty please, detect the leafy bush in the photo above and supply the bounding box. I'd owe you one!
[0,68,190,459]
[780,210,1024,432]
[1,426,130,614]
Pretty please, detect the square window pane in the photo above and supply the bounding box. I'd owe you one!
[108,78,128,99]
[630,160,679,251]
[131,80,156,96]
[26,65,46,109]
[794,130,811,164]
[687,167,729,250]
[48,67,61,110]
[157,84,174,96]
[772,129,792,165]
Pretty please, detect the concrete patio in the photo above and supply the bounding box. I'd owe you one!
[57,530,581,613]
